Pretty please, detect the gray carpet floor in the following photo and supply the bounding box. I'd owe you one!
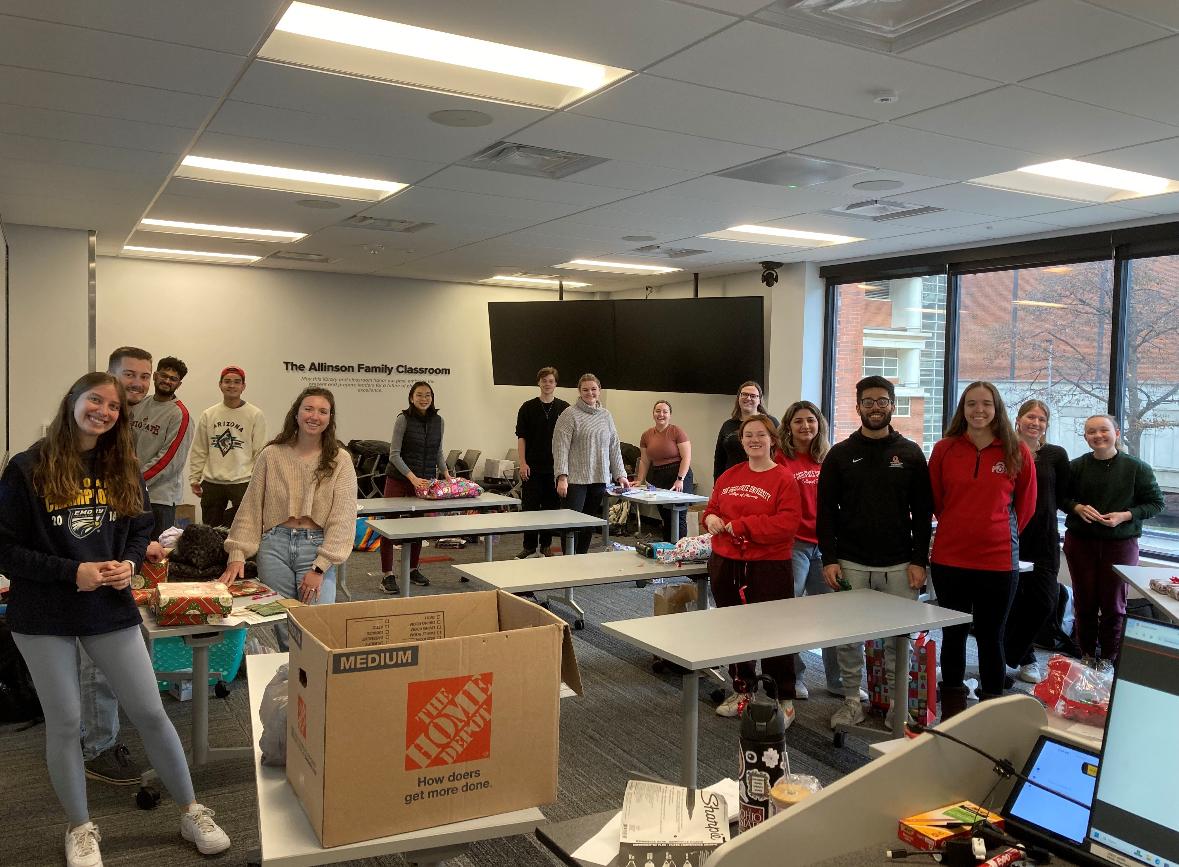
[1,527,1022,866]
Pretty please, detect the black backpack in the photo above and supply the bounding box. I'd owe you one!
[1034,584,1082,658]
[0,615,42,726]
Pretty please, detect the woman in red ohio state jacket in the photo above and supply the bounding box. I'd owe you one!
[702,414,802,726]
[929,381,1036,718]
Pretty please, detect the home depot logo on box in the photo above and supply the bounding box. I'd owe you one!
[405,672,493,770]
[297,695,307,741]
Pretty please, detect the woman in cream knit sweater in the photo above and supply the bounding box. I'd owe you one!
[222,387,356,624]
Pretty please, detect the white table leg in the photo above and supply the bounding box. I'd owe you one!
[890,633,909,738]
[681,670,700,788]
[402,543,413,598]
[336,559,350,601]
[670,506,684,544]
[192,642,210,766]
[484,534,493,561]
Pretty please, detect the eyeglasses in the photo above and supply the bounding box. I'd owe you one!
[156,373,181,383]
[859,398,893,409]
[739,392,760,400]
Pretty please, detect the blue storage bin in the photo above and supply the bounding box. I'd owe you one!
[150,629,247,691]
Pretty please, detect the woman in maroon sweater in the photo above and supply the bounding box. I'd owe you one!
[703,414,802,725]
[929,381,1036,716]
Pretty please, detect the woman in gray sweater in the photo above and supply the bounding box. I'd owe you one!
[552,373,631,554]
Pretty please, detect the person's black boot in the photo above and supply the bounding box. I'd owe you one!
[939,684,970,721]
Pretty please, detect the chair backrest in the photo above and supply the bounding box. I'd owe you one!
[446,449,462,472]
[506,448,519,463]
[462,449,481,471]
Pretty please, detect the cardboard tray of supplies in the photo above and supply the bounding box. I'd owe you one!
[285,590,582,847]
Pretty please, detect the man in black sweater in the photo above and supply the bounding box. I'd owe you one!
[514,366,570,558]
[817,376,933,730]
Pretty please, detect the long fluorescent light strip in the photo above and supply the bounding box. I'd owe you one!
[1018,160,1171,195]
[727,224,862,244]
[556,259,680,275]
[1013,299,1066,309]
[180,156,406,195]
[482,275,590,288]
[277,2,610,91]
[123,245,261,263]
[140,218,306,242]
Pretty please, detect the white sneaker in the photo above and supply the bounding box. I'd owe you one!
[779,700,796,730]
[883,700,914,733]
[180,804,231,855]
[826,686,869,701]
[794,680,809,700]
[1018,662,1043,684]
[715,692,750,718]
[66,823,103,867]
[830,697,865,730]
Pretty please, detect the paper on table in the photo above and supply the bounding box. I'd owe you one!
[570,779,738,866]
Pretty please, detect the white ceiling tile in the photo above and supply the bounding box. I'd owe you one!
[899,0,1167,83]
[564,160,702,192]
[0,66,216,128]
[147,183,365,233]
[648,22,997,120]
[1085,136,1179,181]
[125,230,275,257]
[315,0,733,71]
[420,166,636,207]
[1026,203,1162,227]
[1115,190,1179,215]
[572,75,872,150]
[895,85,1178,155]
[686,0,773,13]
[511,113,775,174]
[362,186,587,228]
[796,123,1046,180]
[900,183,1083,218]
[0,15,246,97]
[1085,1,1179,31]
[504,221,687,247]
[0,131,178,177]
[1023,36,1179,125]
[0,190,141,249]
[1,0,288,54]
[0,157,161,200]
[0,104,194,154]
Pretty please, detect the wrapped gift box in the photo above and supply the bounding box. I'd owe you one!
[150,581,232,626]
[132,559,169,590]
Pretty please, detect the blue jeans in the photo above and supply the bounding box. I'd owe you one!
[791,541,842,692]
[258,526,336,651]
[79,647,118,760]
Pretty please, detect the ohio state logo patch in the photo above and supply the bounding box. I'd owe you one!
[404,673,493,770]
[992,461,1007,474]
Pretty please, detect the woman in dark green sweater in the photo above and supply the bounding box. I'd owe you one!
[1062,414,1164,665]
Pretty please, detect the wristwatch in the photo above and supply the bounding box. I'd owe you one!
[676,475,685,482]
[311,565,324,574]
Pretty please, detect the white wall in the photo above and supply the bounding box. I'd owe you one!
[7,224,90,450]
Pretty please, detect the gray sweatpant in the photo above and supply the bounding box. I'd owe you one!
[835,560,919,700]
[13,625,196,826]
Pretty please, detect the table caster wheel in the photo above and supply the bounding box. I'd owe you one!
[652,659,667,674]
[573,619,585,631]
[460,575,470,582]
[136,785,161,810]
[833,730,847,749]
[214,680,231,699]
[634,580,649,588]
[710,688,726,705]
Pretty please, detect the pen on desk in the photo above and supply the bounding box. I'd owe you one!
[685,786,695,821]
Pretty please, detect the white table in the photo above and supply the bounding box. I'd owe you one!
[140,601,285,766]
[606,487,708,543]
[338,493,520,599]
[367,509,607,598]
[244,654,545,867]
[454,551,709,629]
[601,589,972,788]
[1113,564,1179,624]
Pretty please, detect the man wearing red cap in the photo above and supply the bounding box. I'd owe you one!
[187,366,266,528]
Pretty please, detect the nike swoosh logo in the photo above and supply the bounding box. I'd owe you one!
[852,458,863,463]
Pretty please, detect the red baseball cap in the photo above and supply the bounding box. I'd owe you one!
[220,366,246,382]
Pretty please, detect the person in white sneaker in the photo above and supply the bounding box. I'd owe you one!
[702,415,802,727]
[1004,400,1071,686]
[0,373,231,866]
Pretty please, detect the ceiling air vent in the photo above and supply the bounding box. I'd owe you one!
[268,251,338,264]
[826,199,945,222]
[339,216,434,233]
[460,141,607,179]
[631,244,709,259]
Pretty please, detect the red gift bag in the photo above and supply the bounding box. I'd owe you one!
[864,632,938,725]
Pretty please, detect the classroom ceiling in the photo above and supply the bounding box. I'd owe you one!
[2,0,1179,291]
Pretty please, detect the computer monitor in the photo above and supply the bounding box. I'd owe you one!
[1087,617,1179,867]
[1003,735,1099,853]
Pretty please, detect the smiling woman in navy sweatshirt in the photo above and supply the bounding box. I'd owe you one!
[0,372,230,867]
[928,381,1036,717]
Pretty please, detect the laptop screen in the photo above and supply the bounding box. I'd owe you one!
[1005,735,1099,846]
[1087,617,1179,867]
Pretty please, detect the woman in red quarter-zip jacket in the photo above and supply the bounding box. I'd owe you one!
[929,381,1036,718]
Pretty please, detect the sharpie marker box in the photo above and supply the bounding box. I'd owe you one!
[286,591,582,847]
[898,800,1005,851]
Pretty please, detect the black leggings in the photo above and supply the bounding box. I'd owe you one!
[931,564,1017,696]
[708,555,796,699]
[562,483,606,554]
[1004,557,1059,667]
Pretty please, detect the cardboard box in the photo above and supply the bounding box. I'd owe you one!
[286,590,582,847]
[898,800,1005,851]
[175,504,196,526]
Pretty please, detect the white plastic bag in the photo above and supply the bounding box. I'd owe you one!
[258,663,288,766]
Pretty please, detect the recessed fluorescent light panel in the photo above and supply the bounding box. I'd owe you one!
[122,245,261,265]
[479,275,591,288]
[260,2,631,110]
[701,224,863,247]
[176,156,407,202]
[138,218,306,243]
[969,159,1179,203]
[555,259,681,275]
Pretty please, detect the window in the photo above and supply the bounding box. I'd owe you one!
[831,276,946,451]
[894,396,911,417]
[957,261,1113,459]
[863,348,899,378]
[1124,254,1179,555]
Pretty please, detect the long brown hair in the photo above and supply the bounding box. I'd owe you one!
[1016,399,1051,449]
[33,372,144,516]
[945,381,1023,475]
[778,400,831,462]
[730,380,768,421]
[268,387,342,481]
[739,414,779,459]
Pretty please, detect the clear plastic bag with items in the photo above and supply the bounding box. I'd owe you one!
[1032,654,1111,727]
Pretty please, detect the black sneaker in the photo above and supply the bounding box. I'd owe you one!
[84,743,141,786]
[410,569,430,586]
[380,574,400,595]
[514,549,535,560]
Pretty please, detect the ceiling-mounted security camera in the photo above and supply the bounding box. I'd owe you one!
[760,261,783,288]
